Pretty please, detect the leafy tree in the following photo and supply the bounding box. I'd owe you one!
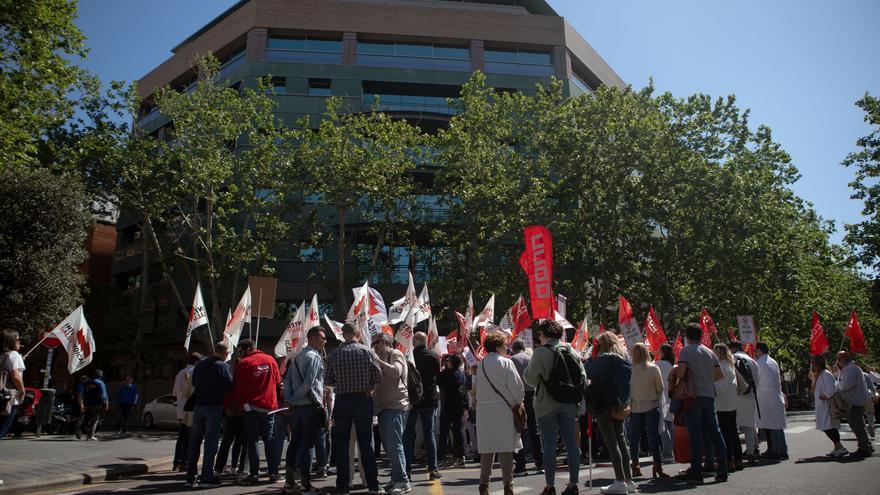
[0,166,91,339]
[844,93,880,272]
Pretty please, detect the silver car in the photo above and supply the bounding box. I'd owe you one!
[141,394,179,429]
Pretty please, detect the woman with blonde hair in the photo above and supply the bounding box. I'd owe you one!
[713,343,742,471]
[476,332,525,495]
[585,332,634,494]
[628,342,667,479]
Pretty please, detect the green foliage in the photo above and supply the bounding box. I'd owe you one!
[0,166,91,339]
[844,93,880,272]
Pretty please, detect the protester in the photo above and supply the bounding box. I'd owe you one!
[655,343,675,461]
[371,332,410,494]
[810,355,847,457]
[437,354,468,469]
[115,375,139,436]
[729,341,760,461]
[628,342,668,479]
[585,331,634,494]
[836,351,873,457]
[509,339,543,474]
[0,329,26,440]
[465,364,479,460]
[186,343,233,487]
[674,323,728,483]
[173,353,200,471]
[862,367,877,439]
[403,332,443,481]
[524,320,585,494]
[713,343,742,471]
[232,338,282,484]
[81,370,109,441]
[325,323,382,494]
[214,396,247,476]
[74,374,90,439]
[755,342,788,460]
[282,326,326,494]
[475,332,524,495]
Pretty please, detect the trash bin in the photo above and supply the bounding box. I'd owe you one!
[36,388,56,432]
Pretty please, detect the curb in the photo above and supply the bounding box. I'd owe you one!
[0,456,174,494]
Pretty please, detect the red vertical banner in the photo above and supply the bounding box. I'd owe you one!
[644,306,668,353]
[698,308,717,348]
[672,332,684,361]
[520,225,554,320]
[845,310,868,355]
[810,311,829,356]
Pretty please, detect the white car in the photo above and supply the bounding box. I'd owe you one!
[141,394,179,429]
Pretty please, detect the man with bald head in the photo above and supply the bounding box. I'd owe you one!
[836,351,874,457]
[403,331,443,480]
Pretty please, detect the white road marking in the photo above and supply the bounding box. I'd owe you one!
[785,426,813,434]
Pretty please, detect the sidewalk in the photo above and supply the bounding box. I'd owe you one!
[0,430,176,494]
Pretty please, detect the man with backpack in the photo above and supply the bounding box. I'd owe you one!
[81,370,109,441]
[403,332,443,481]
[729,342,761,461]
[524,320,587,495]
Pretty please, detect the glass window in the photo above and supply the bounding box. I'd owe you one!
[267,37,306,50]
[484,49,517,63]
[433,45,469,60]
[308,78,331,96]
[358,41,395,55]
[517,50,551,65]
[571,73,592,94]
[270,76,285,92]
[396,43,432,57]
[305,38,342,53]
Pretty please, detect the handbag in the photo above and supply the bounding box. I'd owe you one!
[481,361,526,433]
[294,357,328,429]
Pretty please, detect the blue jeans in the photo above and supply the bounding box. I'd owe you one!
[767,429,788,456]
[315,427,328,468]
[0,408,18,439]
[332,394,379,491]
[537,403,580,487]
[288,405,319,486]
[270,411,295,475]
[404,406,438,472]
[187,405,224,482]
[684,397,727,475]
[378,409,409,484]
[628,407,662,464]
[244,410,276,477]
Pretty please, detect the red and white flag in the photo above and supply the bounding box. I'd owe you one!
[416,284,432,324]
[520,225,554,319]
[275,302,305,358]
[571,313,589,355]
[810,311,829,356]
[395,306,416,359]
[500,295,531,344]
[845,309,868,355]
[427,316,440,352]
[554,310,575,342]
[698,308,717,348]
[221,309,233,361]
[224,286,251,348]
[388,272,418,324]
[304,294,321,334]
[473,295,495,329]
[618,295,643,350]
[446,329,460,354]
[49,306,95,373]
[464,292,475,331]
[348,282,374,346]
[185,283,210,351]
[324,314,345,341]
[643,306,668,354]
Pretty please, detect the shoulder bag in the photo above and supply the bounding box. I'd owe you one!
[481,361,526,433]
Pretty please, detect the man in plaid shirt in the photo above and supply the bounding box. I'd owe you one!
[325,323,382,494]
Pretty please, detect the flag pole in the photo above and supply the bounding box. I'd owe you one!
[254,288,263,346]
[22,334,51,360]
[205,320,216,352]
[588,414,593,493]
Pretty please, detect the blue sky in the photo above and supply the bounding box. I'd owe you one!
[74,0,879,244]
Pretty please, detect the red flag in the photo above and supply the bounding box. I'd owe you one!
[591,337,599,359]
[727,328,738,343]
[743,343,756,358]
[810,311,829,356]
[643,306,668,353]
[845,310,868,355]
[672,332,683,361]
[599,322,606,334]
[521,225,554,319]
[698,308,717,348]
[446,330,459,354]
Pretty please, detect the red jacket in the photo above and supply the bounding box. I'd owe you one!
[232,350,280,411]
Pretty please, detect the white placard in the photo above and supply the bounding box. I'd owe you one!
[515,328,533,347]
[462,346,478,367]
[737,315,756,344]
[437,336,449,356]
[620,317,644,350]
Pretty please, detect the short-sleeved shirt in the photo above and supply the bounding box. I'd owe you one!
[677,343,721,398]
[2,351,25,405]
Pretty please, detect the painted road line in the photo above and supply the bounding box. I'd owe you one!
[785,426,813,434]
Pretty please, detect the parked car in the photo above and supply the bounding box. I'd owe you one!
[141,394,179,429]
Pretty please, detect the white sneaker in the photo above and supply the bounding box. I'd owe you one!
[834,447,850,457]
[600,480,629,494]
[388,481,411,494]
[625,480,638,493]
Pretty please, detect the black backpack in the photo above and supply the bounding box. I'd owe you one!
[734,355,756,395]
[404,360,424,406]
[542,344,586,404]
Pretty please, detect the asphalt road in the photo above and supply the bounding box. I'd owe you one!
[49,413,880,495]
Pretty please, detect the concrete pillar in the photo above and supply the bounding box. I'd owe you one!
[247,28,268,62]
[470,40,485,72]
[342,32,357,65]
[553,46,571,80]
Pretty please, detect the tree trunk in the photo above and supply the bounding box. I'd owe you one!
[367,218,390,280]
[133,214,150,374]
[142,213,189,319]
[337,207,347,316]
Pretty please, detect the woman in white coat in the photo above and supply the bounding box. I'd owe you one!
[811,355,847,457]
[755,343,788,459]
[475,333,524,495]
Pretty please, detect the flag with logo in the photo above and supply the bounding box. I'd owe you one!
[845,309,868,355]
[395,305,416,358]
[185,283,209,351]
[672,332,684,361]
[500,295,531,344]
[49,306,96,373]
[571,313,589,355]
[416,284,432,324]
[224,286,251,348]
[520,225,554,319]
[274,302,305,358]
[810,311,829,356]
[388,272,418,324]
[698,308,717,348]
[643,306,668,353]
[324,314,345,341]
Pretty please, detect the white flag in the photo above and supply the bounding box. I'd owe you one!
[224,286,251,348]
[473,294,495,329]
[415,284,432,324]
[324,314,345,341]
[388,272,418,324]
[554,310,575,330]
[274,303,305,358]
[304,294,321,334]
[464,291,475,331]
[185,283,209,351]
[49,306,96,374]
[348,282,372,346]
[222,309,233,361]
[395,305,416,359]
[427,315,439,348]
[354,286,390,335]
[347,281,370,322]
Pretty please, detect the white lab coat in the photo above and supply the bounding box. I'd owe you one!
[756,354,786,430]
[734,351,760,427]
[814,369,838,431]
[656,359,673,423]
[475,353,524,454]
